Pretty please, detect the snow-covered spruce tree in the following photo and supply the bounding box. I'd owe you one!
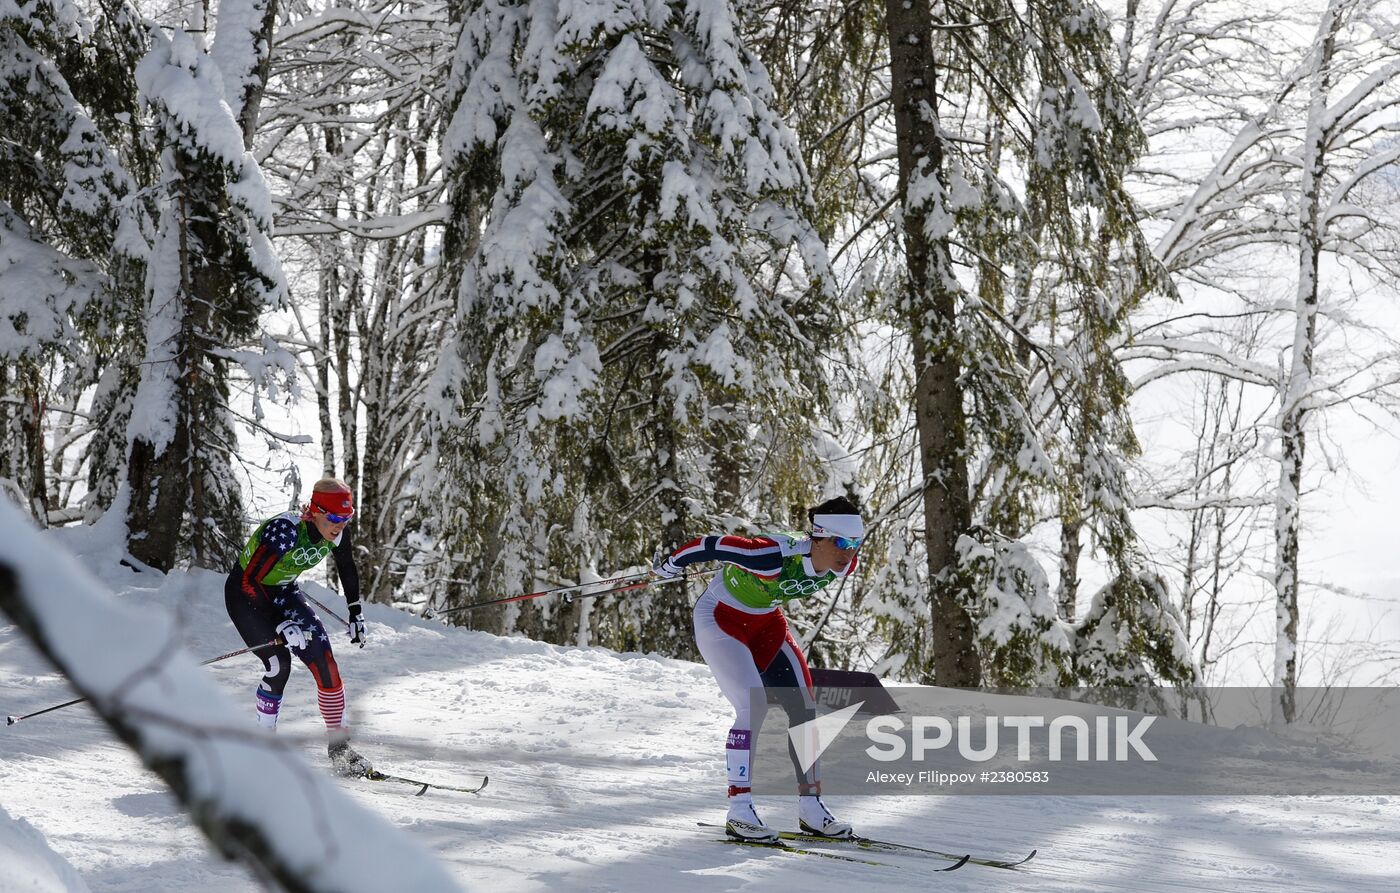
[1006,0,1198,691]
[429,0,832,655]
[740,0,890,243]
[731,0,908,670]
[77,9,162,520]
[125,18,284,571]
[871,0,1191,687]
[1072,571,1195,703]
[0,0,154,523]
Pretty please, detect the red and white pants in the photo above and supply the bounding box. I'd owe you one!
[692,577,819,793]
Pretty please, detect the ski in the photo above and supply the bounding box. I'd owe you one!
[779,828,1035,870]
[716,837,926,869]
[700,822,1026,869]
[702,825,969,871]
[362,769,489,796]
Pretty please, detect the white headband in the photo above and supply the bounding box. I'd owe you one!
[811,513,864,540]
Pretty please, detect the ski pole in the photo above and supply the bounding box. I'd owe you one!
[301,591,348,628]
[423,570,653,618]
[6,636,284,727]
[428,572,687,618]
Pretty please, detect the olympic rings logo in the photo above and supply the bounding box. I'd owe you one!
[778,578,826,596]
[288,547,325,566]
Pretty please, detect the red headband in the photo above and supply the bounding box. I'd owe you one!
[310,489,354,516]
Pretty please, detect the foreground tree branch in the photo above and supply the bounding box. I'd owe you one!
[0,501,466,893]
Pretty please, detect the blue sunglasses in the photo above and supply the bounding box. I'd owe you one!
[323,511,354,524]
[831,535,863,550]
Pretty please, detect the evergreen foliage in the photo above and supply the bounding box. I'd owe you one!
[851,0,1192,687]
[14,0,1373,697]
[125,21,285,571]
[429,0,833,654]
[0,0,152,521]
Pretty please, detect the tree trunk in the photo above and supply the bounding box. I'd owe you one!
[183,181,241,569]
[334,266,358,488]
[221,0,280,143]
[883,0,979,687]
[316,275,336,476]
[126,411,188,572]
[0,364,51,525]
[316,117,339,477]
[644,325,697,660]
[1274,0,1342,725]
[1058,497,1083,620]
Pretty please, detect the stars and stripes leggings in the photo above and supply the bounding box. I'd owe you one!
[223,572,346,729]
[692,577,820,794]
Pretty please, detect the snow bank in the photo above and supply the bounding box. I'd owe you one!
[0,801,91,893]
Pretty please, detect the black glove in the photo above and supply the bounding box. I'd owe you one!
[347,603,367,648]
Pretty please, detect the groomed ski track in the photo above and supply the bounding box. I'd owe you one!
[1,553,1395,893]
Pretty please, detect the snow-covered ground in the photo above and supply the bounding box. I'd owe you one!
[1,534,1397,892]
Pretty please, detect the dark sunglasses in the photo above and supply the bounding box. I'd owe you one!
[323,511,354,524]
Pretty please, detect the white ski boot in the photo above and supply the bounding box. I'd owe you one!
[328,740,373,778]
[254,689,280,732]
[798,793,852,838]
[725,793,779,843]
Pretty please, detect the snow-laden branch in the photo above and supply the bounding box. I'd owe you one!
[273,8,442,48]
[0,502,466,893]
[1319,55,1400,138]
[1130,359,1276,390]
[1324,141,1400,222]
[1133,494,1275,511]
[1125,335,1277,389]
[1153,119,1285,268]
[274,205,449,238]
[0,205,101,359]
